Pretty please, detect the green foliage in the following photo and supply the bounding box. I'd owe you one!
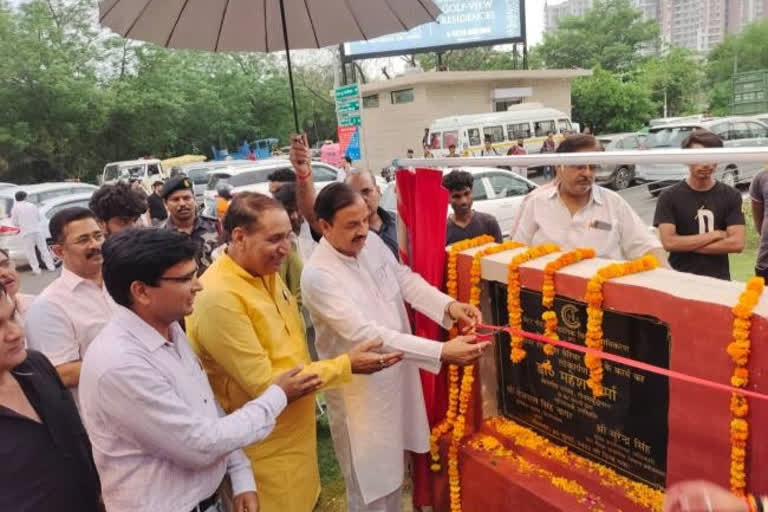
[417,46,524,71]
[571,68,655,134]
[0,0,337,182]
[634,46,703,117]
[706,20,768,113]
[535,0,659,73]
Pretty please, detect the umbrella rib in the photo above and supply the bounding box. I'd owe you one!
[99,0,123,23]
[303,0,320,48]
[165,0,192,47]
[215,0,233,51]
[381,0,408,31]
[415,0,440,22]
[263,0,269,52]
[122,0,156,38]
[342,0,368,40]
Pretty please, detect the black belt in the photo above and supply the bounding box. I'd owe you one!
[190,492,218,512]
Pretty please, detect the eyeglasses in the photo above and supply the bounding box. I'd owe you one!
[69,232,105,247]
[156,268,199,284]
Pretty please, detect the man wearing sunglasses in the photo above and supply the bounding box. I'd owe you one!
[24,207,115,407]
[513,135,666,263]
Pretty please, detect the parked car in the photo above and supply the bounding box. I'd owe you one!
[0,182,98,220]
[203,160,381,218]
[752,113,768,126]
[0,192,95,268]
[101,159,169,194]
[179,160,253,206]
[635,116,768,196]
[596,133,646,190]
[380,167,537,238]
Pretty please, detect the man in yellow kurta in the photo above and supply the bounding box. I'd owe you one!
[186,192,401,512]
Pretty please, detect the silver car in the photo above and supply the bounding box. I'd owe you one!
[595,133,646,190]
[636,116,768,196]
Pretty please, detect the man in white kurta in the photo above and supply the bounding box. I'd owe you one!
[301,183,489,512]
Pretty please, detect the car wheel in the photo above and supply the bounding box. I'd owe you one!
[721,169,738,187]
[612,167,633,190]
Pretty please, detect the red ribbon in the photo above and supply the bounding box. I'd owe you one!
[475,322,768,402]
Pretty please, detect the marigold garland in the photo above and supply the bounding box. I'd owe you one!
[430,235,494,473]
[431,236,526,512]
[466,434,601,510]
[583,255,659,398]
[506,244,561,363]
[727,276,764,495]
[486,417,665,511]
[540,249,596,358]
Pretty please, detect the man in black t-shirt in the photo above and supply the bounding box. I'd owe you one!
[443,169,503,245]
[653,130,745,280]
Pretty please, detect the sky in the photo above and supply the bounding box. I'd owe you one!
[526,0,549,46]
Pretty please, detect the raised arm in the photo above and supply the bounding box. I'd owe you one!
[290,134,322,235]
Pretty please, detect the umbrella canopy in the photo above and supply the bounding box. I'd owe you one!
[99,0,441,53]
[99,0,440,132]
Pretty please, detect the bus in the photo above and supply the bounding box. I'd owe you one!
[427,104,574,158]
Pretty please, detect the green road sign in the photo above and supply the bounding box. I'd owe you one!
[336,100,360,113]
[338,113,361,126]
[334,84,359,100]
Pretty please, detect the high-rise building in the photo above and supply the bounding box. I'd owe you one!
[727,0,768,34]
[544,0,596,33]
[544,0,659,32]
[544,0,766,53]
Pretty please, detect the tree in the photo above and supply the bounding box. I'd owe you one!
[535,0,659,73]
[635,46,703,117]
[416,46,524,71]
[0,0,337,182]
[572,67,655,134]
[706,20,768,114]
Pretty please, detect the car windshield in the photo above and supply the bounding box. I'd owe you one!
[207,173,231,191]
[645,126,697,149]
[227,169,275,188]
[187,168,210,185]
[119,165,144,178]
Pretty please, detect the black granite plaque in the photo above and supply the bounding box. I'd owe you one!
[490,283,670,488]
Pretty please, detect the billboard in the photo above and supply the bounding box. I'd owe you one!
[343,0,525,60]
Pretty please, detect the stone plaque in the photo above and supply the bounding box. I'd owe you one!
[490,284,671,488]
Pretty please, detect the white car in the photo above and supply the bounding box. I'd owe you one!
[0,182,98,220]
[203,160,372,218]
[0,192,95,268]
[101,159,168,194]
[636,116,768,196]
[380,167,537,238]
[178,160,255,206]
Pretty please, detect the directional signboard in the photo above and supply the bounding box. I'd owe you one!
[335,84,363,160]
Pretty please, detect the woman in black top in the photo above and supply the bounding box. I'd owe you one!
[0,288,101,512]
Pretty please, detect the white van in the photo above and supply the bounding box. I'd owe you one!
[427,104,573,160]
[101,159,169,193]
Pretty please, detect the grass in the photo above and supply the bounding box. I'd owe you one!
[316,413,347,512]
[729,200,761,283]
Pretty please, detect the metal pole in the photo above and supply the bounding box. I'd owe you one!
[278,0,300,133]
[339,44,348,85]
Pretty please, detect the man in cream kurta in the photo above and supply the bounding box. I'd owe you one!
[302,232,478,510]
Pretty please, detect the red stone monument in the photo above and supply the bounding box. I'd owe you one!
[430,243,768,512]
